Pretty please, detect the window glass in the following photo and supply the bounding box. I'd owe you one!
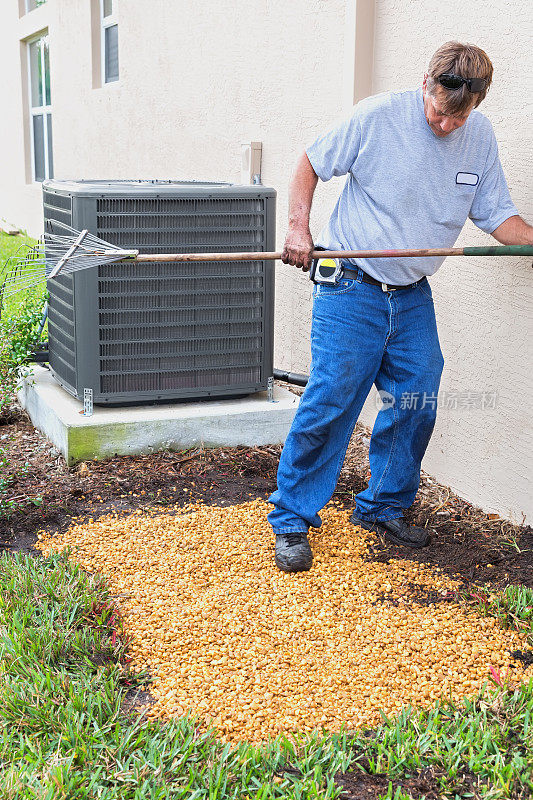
[29,40,43,107]
[105,24,119,83]
[44,38,51,105]
[103,0,113,17]
[26,0,47,10]
[47,115,54,178]
[33,115,45,182]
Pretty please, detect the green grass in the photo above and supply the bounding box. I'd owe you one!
[0,230,45,321]
[0,551,532,799]
[471,585,533,657]
[0,231,40,288]
[0,230,37,264]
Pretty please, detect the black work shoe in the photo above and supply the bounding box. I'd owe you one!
[274,531,313,572]
[350,512,431,548]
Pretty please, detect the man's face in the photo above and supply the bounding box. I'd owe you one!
[422,80,474,137]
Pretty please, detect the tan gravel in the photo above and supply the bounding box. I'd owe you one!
[36,500,532,742]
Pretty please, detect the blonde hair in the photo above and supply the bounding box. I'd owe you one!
[426,41,493,114]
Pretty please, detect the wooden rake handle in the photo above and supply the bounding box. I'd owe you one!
[131,245,533,263]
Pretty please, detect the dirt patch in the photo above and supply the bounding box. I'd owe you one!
[511,649,533,667]
[334,759,479,800]
[1,404,531,594]
[373,583,458,607]
[120,685,156,717]
[0,409,277,554]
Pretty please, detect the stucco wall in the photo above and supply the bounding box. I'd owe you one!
[1,0,531,523]
[0,0,354,372]
[356,0,533,525]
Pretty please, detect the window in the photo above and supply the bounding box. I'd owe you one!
[25,0,46,11]
[101,0,119,83]
[28,34,53,182]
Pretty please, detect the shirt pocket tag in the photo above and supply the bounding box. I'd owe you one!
[456,172,479,186]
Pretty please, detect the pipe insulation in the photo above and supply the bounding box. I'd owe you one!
[273,368,309,387]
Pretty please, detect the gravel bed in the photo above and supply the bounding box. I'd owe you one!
[36,500,533,742]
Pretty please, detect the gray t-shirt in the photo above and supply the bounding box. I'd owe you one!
[306,87,518,284]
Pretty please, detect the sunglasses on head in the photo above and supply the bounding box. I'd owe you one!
[438,73,487,93]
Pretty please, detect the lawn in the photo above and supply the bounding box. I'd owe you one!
[0,230,46,322]
[0,549,531,799]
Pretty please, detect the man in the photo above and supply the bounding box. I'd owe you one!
[268,41,533,573]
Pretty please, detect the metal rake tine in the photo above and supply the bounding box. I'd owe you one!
[1,283,41,298]
[10,271,46,282]
[2,272,44,282]
[11,267,45,278]
[2,288,44,301]
[4,262,46,273]
[1,282,44,294]
[1,276,46,295]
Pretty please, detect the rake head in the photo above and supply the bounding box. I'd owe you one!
[0,223,135,304]
[0,242,47,309]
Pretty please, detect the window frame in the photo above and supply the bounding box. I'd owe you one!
[100,0,119,84]
[27,32,53,183]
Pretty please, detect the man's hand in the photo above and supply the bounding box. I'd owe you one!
[281,225,314,271]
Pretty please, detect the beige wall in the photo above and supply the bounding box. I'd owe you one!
[0,3,49,233]
[1,0,531,523]
[356,0,533,525]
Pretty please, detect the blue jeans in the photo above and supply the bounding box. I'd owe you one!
[268,269,444,533]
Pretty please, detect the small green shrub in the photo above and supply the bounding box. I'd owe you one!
[1,291,47,370]
[0,291,47,417]
[0,287,47,516]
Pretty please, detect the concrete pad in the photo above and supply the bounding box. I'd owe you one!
[18,365,300,466]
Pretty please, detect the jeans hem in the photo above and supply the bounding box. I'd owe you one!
[272,526,310,535]
[353,511,404,523]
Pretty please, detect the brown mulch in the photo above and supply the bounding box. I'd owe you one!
[0,402,531,594]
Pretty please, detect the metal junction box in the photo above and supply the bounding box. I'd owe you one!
[42,179,276,405]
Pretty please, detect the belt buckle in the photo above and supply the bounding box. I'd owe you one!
[381,282,396,292]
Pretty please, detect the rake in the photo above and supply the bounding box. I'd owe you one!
[1,222,532,302]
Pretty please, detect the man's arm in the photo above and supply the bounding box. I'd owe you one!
[491,215,533,245]
[281,152,318,271]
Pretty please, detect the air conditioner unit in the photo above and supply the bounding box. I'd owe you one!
[42,179,276,405]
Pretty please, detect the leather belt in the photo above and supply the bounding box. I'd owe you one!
[342,265,422,292]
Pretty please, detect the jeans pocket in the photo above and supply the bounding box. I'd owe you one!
[416,280,434,301]
[315,278,358,297]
